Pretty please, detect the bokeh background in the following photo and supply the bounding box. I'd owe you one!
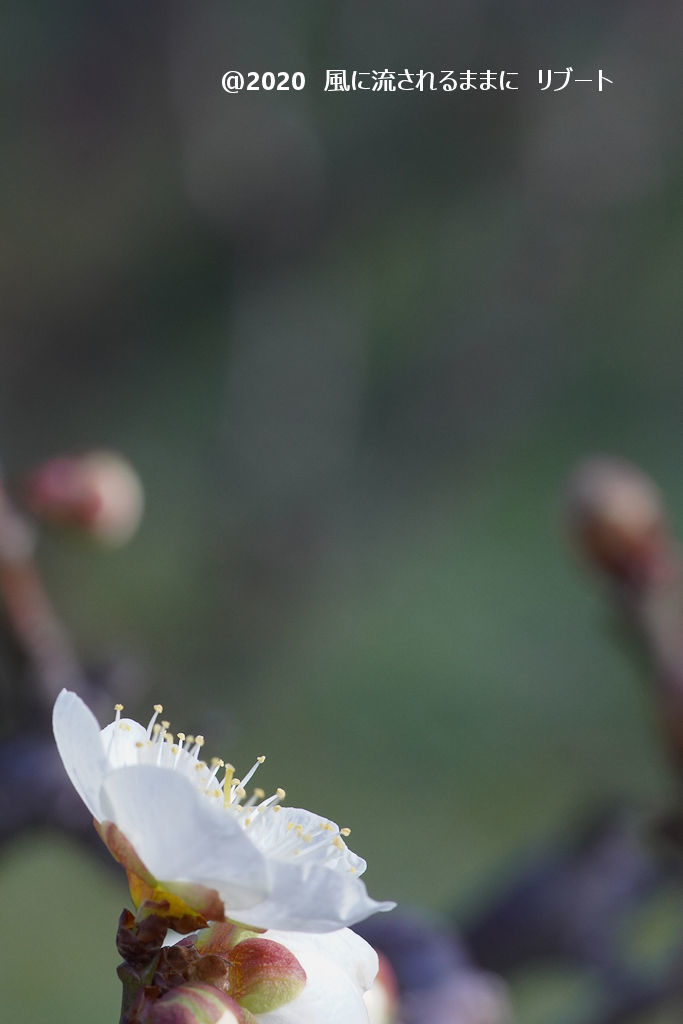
[1,1,682,1020]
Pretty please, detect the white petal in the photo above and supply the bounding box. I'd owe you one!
[256,949,371,1024]
[100,718,148,767]
[226,856,394,932]
[100,765,268,910]
[52,689,107,820]
[263,928,379,993]
[248,807,367,875]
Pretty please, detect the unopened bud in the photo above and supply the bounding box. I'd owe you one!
[145,982,247,1024]
[195,922,262,957]
[227,938,306,1015]
[23,450,144,545]
[563,457,669,584]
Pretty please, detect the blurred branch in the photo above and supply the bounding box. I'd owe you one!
[464,809,663,976]
[564,457,683,781]
[0,479,87,711]
[0,462,137,863]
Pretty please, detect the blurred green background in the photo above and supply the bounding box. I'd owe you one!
[1,1,682,1020]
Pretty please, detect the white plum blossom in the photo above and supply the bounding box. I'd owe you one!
[53,689,394,935]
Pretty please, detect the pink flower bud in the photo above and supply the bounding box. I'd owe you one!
[195,922,263,957]
[227,938,306,1015]
[564,456,669,585]
[145,983,247,1024]
[24,450,144,545]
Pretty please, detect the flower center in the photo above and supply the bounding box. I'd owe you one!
[106,704,356,870]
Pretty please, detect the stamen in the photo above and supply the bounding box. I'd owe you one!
[145,704,163,740]
[240,755,266,790]
[255,787,284,811]
[189,736,205,759]
[205,757,224,791]
[231,785,246,806]
[241,787,265,813]
[340,828,351,837]
[106,704,125,755]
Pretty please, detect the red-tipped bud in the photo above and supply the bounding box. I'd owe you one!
[227,938,306,1015]
[195,922,262,957]
[23,450,144,545]
[363,952,399,1023]
[563,457,670,585]
[145,983,247,1024]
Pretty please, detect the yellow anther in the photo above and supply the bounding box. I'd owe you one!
[254,787,265,800]
[333,836,345,851]
[171,746,178,755]
[186,735,194,745]
[135,741,144,748]
[303,833,312,843]
[273,805,282,812]
[350,867,357,874]
[161,721,170,730]
[287,822,295,832]
[164,732,173,743]
[245,818,252,827]
[235,787,246,800]
[195,736,205,747]
[153,723,162,736]
[210,756,223,767]
[177,732,186,743]
[295,825,304,837]
[114,703,124,712]
[153,704,163,714]
[120,723,131,731]
[277,788,286,800]
[340,828,351,837]
[257,755,266,764]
